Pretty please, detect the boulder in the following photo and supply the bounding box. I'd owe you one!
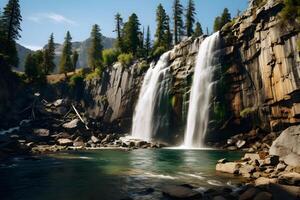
[162,185,202,199]
[33,129,50,137]
[239,187,260,200]
[275,163,286,171]
[63,119,81,129]
[243,153,260,162]
[91,136,100,144]
[216,162,241,174]
[236,140,246,149]
[253,191,272,200]
[278,172,300,186]
[269,125,300,167]
[255,177,277,186]
[262,155,279,166]
[57,138,73,146]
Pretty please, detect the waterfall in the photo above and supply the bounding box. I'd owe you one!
[131,52,171,141]
[183,32,220,148]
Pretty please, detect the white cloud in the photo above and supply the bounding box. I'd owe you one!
[28,13,77,25]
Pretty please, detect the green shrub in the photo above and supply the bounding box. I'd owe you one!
[137,60,149,72]
[240,107,255,118]
[85,67,102,81]
[118,53,134,66]
[152,46,166,59]
[280,0,300,23]
[69,71,84,87]
[103,48,120,66]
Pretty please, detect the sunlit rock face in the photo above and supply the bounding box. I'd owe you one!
[216,0,300,136]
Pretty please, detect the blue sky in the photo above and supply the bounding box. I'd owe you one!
[0,0,248,50]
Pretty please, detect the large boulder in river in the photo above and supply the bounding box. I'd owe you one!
[269,125,300,167]
[162,185,202,199]
[216,162,241,174]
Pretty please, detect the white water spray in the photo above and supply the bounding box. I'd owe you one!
[131,52,171,141]
[183,32,220,148]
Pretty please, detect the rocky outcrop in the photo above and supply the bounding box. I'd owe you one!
[82,62,145,132]
[217,0,300,136]
[270,125,300,166]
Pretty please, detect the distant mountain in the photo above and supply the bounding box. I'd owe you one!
[16,36,115,73]
[14,44,33,72]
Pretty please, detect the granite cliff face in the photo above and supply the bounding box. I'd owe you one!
[217,0,300,136]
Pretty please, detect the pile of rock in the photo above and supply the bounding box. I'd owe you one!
[220,129,279,152]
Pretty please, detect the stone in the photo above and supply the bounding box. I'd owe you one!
[213,196,226,200]
[236,140,246,149]
[63,119,81,129]
[33,129,50,137]
[227,146,238,151]
[239,187,260,200]
[255,177,277,186]
[217,158,228,164]
[243,153,260,162]
[216,162,241,174]
[53,99,64,107]
[57,138,73,146]
[91,136,100,143]
[278,172,300,186]
[240,164,256,175]
[276,163,287,171]
[268,184,300,200]
[253,192,272,200]
[269,125,300,167]
[162,185,202,199]
[263,155,279,166]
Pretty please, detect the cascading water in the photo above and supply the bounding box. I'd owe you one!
[183,32,220,148]
[131,52,171,141]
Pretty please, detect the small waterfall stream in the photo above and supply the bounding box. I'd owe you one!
[131,52,171,141]
[183,32,220,148]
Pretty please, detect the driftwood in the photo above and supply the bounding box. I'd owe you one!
[71,104,89,130]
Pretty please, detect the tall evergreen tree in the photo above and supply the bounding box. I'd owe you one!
[72,50,79,71]
[122,13,140,55]
[43,33,55,74]
[24,53,38,81]
[25,51,44,81]
[0,0,22,68]
[163,16,173,50]
[114,13,123,51]
[213,8,231,32]
[145,26,151,57]
[154,4,168,48]
[173,0,184,44]
[185,0,196,37]
[194,22,203,37]
[59,31,73,76]
[220,8,231,27]
[213,16,221,32]
[88,24,103,70]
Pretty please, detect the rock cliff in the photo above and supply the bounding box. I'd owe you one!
[216,0,300,138]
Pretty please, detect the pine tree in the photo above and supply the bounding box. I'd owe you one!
[59,31,73,76]
[24,51,43,81]
[114,13,123,51]
[43,33,55,74]
[163,16,172,50]
[154,4,168,48]
[72,50,79,71]
[0,0,22,68]
[213,16,221,32]
[173,0,184,44]
[213,8,231,32]
[88,24,103,70]
[122,13,140,55]
[185,0,196,37]
[220,8,231,27]
[24,53,38,81]
[145,26,151,57]
[194,22,203,37]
